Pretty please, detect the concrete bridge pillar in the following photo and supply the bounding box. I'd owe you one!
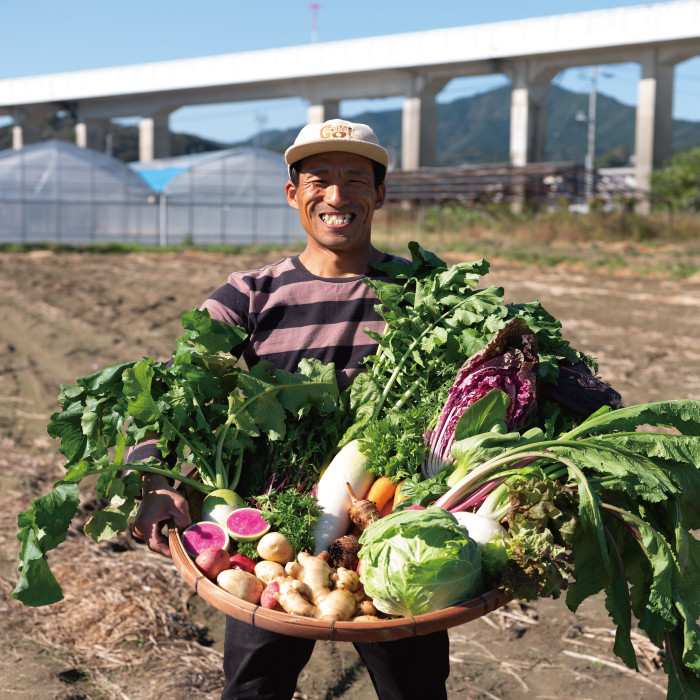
[11,108,44,149]
[401,76,447,170]
[504,60,558,167]
[75,118,110,152]
[307,99,340,124]
[634,47,677,213]
[139,108,173,162]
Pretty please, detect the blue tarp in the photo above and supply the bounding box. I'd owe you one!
[134,166,188,192]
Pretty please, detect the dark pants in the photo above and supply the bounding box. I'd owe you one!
[221,616,450,700]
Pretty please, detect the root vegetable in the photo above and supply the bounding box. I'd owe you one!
[216,568,263,604]
[201,489,246,527]
[331,567,361,592]
[286,552,332,605]
[365,476,397,512]
[351,615,383,622]
[327,534,361,571]
[314,588,364,621]
[257,532,294,564]
[347,482,381,531]
[273,578,316,617]
[284,552,364,621]
[195,547,231,580]
[230,553,257,574]
[393,480,407,509]
[254,560,286,585]
[260,581,284,611]
[311,440,374,554]
[356,599,378,617]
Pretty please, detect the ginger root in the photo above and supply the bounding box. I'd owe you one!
[272,577,316,618]
[276,551,366,621]
[355,598,378,617]
[332,566,361,592]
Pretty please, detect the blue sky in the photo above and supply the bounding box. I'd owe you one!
[1,0,698,143]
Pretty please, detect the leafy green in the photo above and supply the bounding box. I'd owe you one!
[342,243,593,452]
[13,482,81,606]
[249,490,323,559]
[432,396,700,696]
[13,308,344,607]
[359,402,435,482]
[392,470,451,510]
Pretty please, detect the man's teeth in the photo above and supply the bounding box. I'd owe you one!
[321,213,353,225]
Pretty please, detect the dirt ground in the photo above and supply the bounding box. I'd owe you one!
[1,245,699,700]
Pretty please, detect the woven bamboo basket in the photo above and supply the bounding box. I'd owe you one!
[169,527,511,642]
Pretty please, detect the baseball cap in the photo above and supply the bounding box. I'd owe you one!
[284,119,390,171]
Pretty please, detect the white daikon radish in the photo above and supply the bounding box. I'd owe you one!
[311,440,374,554]
[451,511,509,548]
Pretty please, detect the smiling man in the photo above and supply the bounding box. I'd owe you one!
[284,120,387,276]
[131,119,451,700]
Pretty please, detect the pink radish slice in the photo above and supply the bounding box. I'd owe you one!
[225,508,270,542]
[182,521,230,558]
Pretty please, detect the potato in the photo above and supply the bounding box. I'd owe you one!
[217,568,263,604]
[256,532,294,564]
[254,560,286,585]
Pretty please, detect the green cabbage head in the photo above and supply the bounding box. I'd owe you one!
[358,507,483,617]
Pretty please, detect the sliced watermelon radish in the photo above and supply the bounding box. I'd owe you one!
[201,488,245,527]
[182,521,230,558]
[226,507,270,542]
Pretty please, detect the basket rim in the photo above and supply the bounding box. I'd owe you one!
[169,527,512,642]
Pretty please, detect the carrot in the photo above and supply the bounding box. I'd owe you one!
[365,476,397,512]
[379,498,393,517]
[392,480,407,509]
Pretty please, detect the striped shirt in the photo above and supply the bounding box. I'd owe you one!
[201,253,404,390]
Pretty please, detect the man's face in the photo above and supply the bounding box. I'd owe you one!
[285,151,386,254]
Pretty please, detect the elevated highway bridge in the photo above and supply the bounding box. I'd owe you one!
[1,0,698,210]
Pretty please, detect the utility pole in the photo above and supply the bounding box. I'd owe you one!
[254,112,267,148]
[575,66,611,204]
[309,3,321,43]
[584,66,599,203]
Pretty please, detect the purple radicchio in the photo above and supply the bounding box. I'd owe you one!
[422,318,538,477]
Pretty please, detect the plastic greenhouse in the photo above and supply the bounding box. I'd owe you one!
[0,140,158,244]
[129,147,305,246]
[0,142,305,246]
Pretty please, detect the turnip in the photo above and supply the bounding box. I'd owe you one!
[451,511,509,548]
[257,532,294,564]
[194,547,230,580]
[217,568,263,604]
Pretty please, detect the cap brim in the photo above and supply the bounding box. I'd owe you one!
[284,139,389,168]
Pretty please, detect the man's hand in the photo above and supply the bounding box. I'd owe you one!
[132,474,192,557]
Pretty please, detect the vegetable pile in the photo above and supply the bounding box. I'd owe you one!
[11,243,700,698]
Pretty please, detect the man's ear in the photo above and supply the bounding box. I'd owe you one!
[285,181,300,210]
[374,183,387,211]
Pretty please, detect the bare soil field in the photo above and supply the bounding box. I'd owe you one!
[1,245,699,700]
